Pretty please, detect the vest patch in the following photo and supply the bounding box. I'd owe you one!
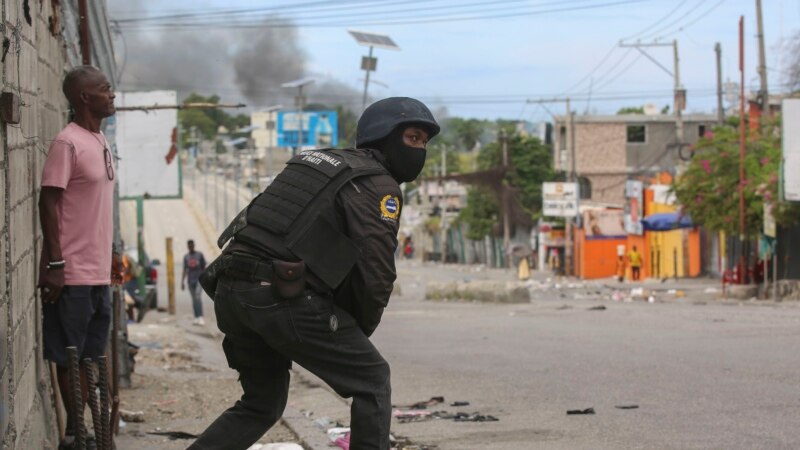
[380,195,400,221]
[292,150,346,178]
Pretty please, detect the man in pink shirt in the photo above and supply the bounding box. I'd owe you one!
[38,65,120,450]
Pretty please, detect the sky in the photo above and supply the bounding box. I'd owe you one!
[109,0,800,121]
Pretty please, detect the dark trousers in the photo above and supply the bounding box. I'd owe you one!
[189,276,391,450]
[632,266,641,281]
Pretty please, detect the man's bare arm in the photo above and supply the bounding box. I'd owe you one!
[39,186,64,303]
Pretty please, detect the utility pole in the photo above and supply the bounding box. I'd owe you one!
[282,79,315,156]
[500,131,511,268]
[673,40,684,143]
[738,16,748,285]
[715,43,725,125]
[524,96,579,276]
[619,41,684,144]
[440,146,448,263]
[755,0,769,113]
[362,45,374,111]
[566,98,576,277]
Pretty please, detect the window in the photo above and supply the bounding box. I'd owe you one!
[559,126,567,151]
[626,125,646,143]
[698,125,706,138]
[578,177,592,200]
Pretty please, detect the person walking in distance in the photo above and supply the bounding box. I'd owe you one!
[628,245,643,281]
[38,66,120,450]
[190,97,440,450]
[182,239,207,325]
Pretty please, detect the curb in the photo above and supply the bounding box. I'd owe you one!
[280,407,333,450]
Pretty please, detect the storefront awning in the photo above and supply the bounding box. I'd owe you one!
[641,212,693,231]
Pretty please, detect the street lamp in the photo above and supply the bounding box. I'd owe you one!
[347,30,400,111]
[281,77,315,155]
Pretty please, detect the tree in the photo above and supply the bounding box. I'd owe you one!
[458,133,556,237]
[178,93,250,147]
[672,118,798,236]
[787,30,800,92]
[617,106,644,115]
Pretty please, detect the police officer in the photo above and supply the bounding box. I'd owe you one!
[189,97,439,450]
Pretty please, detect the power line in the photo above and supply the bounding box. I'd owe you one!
[651,0,726,42]
[638,0,708,42]
[116,0,651,31]
[595,53,644,90]
[114,0,408,23]
[619,0,689,43]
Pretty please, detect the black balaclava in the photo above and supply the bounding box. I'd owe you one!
[374,126,426,183]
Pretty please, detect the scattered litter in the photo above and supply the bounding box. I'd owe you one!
[453,412,498,422]
[146,430,198,440]
[450,401,470,407]
[611,291,625,302]
[301,409,314,418]
[614,405,639,410]
[248,444,304,450]
[119,409,144,423]
[395,410,498,423]
[704,287,718,294]
[393,410,432,422]
[396,396,445,409]
[631,288,644,297]
[333,433,350,450]
[566,408,595,415]
[667,289,677,294]
[326,427,351,442]
[587,305,606,311]
[647,296,655,303]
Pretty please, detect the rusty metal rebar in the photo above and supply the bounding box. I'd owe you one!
[97,355,112,450]
[83,359,103,449]
[66,347,85,450]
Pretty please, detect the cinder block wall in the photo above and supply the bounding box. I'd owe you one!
[1,0,68,448]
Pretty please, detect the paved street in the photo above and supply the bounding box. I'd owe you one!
[126,189,800,450]
[370,263,800,449]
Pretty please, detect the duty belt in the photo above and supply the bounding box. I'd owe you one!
[219,252,274,283]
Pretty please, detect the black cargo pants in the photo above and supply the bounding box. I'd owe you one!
[188,276,391,450]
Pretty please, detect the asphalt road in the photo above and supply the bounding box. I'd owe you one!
[375,262,800,450]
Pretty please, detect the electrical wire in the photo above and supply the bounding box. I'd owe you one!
[638,0,708,42]
[116,0,651,31]
[650,0,726,42]
[619,0,689,43]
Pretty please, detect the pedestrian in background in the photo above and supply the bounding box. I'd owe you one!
[38,65,119,450]
[181,239,207,326]
[190,97,439,450]
[628,245,643,281]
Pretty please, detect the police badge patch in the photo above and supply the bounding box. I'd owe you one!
[380,195,400,221]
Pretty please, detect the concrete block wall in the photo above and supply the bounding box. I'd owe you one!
[1,0,68,448]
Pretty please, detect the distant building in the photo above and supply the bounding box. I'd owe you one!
[250,109,291,177]
[250,109,281,155]
[552,113,717,206]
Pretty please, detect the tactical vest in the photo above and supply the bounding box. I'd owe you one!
[217,148,389,291]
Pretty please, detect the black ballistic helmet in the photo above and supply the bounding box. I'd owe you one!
[356,97,440,147]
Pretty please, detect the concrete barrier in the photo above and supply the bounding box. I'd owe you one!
[425,281,530,303]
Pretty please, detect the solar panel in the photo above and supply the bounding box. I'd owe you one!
[347,30,400,51]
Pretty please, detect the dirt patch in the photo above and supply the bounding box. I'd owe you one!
[115,317,299,449]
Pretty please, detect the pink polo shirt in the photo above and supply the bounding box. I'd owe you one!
[41,122,114,285]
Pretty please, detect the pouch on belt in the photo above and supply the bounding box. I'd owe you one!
[272,260,306,299]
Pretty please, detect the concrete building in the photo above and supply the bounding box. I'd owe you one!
[1,1,116,448]
[250,109,292,178]
[553,113,717,206]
